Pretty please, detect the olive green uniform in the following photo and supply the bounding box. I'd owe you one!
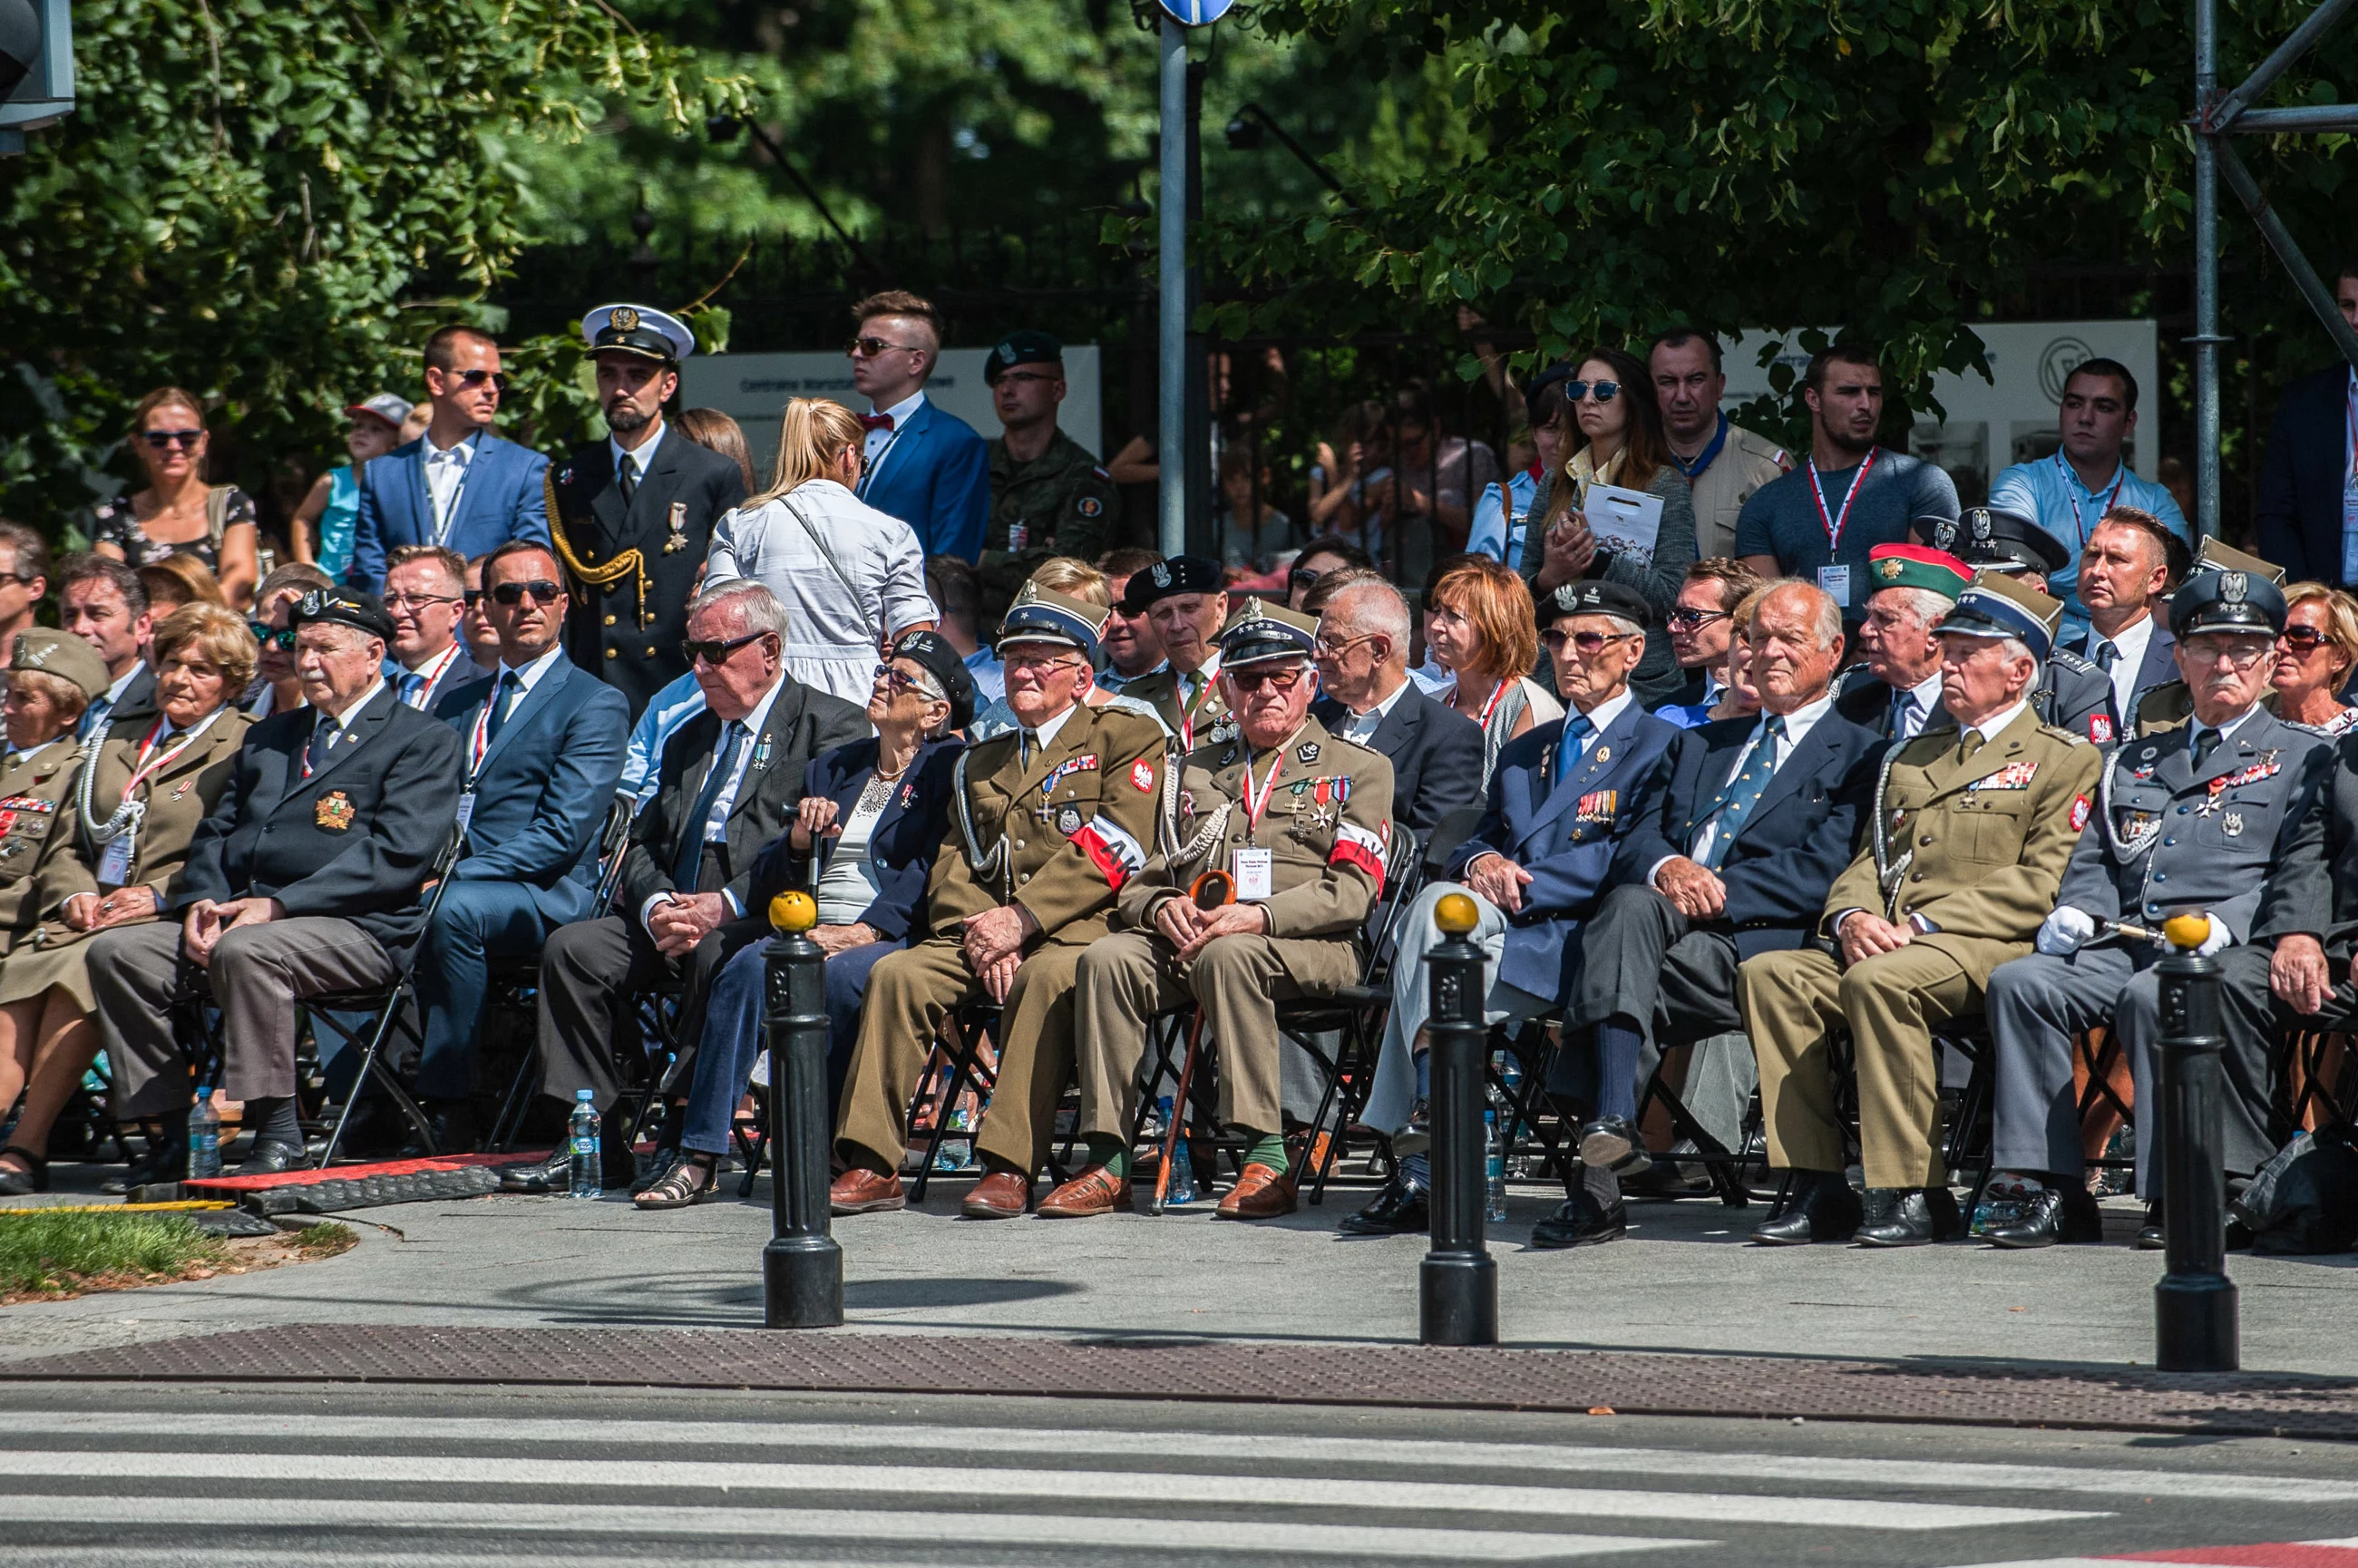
[835,700,1172,1177]
[1123,657,1235,753]
[0,742,86,959]
[981,433,1117,617]
[1738,706,2101,1189]
[1074,719,1395,1142]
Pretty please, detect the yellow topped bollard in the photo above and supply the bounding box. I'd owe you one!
[761,886,839,1328]
[2163,913,2212,951]
[1434,891,1480,937]
[770,891,817,935]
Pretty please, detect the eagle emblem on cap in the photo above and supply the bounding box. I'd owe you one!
[298,590,326,617]
[1877,559,1903,581]
[1151,562,1171,588]
[2222,570,2248,604]
[1969,510,1993,543]
[1014,581,1041,606]
[1238,597,1267,621]
[611,306,640,333]
[1928,518,1958,550]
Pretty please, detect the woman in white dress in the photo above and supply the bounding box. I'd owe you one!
[704,398,938,706]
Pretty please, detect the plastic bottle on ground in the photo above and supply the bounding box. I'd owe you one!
[188,1088,222,1179]
[1484,1108,1507,1222]
[567,1090,601,1199]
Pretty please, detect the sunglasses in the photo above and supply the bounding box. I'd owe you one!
[463,589,484,608]
[443,368,511,393]
[248,622,297,650]
[1288,566,1324,592]
[682,630,768,666]
[2279,626,2333,650]
[872,663,940,698]
[1566,380,1621,404]
[846,336,923,359]
[1542,628,1641,654]
[491,579,562,607]
[1229,665,1309,693]
[141,429,203,450]
[1665,607,1730,630]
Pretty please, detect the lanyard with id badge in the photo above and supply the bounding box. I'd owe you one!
[1234,748,1286,901]
[1808,450,1877,609]
[79,709,228,886]
[454,687,509,839]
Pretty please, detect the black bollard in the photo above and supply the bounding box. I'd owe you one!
[1420,891,1498,1347]
[2154,913,2237,1372]
[763,893,843,1329]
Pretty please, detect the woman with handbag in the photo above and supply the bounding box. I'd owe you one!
[703,398,938,706]
[91,387,263,610]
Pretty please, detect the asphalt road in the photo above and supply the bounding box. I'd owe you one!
[0,1383,2353,1567]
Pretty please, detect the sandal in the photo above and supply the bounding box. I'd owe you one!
[633,1150,719,1210]
[0,1144,48,1197]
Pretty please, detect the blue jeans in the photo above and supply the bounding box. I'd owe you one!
[680,936,900,1156]
[413,881,560,1102]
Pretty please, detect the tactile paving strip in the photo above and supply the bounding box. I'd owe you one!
[6,1325,2358,1438]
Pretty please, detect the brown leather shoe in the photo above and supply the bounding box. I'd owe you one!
[1039,1164,1133,1218]
[960,1168,1031,1219]
[828,1167,905,1215]
[1216,1162,1298,1220]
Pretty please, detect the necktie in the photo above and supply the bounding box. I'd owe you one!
[1696,714,1786,870]
[1888,689,1915,739]
[2093,639,2120,671]
[305,718,336,777]
[2192,726,2222,773]
[859,413,895,433]
[482,670,523,746]
[672,721,745,891]
[618,453,639,507]
[1554,713,1595,783]
[398,671,428,708]
[1957,729,1986,765]
[77,699,112,742]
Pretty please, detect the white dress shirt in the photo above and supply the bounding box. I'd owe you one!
[78,664,145,741]
[1331,673,1413,745]
[1892,669,1945,739]
[2083,610,2155,726]
[2188,703,2261,760]
[1962,697,2032,749]
[1020,700,1079,764]
[642,675,785,930]
[311,679,388,761]
[862,391,926,468]
[423,432,479,541]
[610,421,667,498]
[495,643,567,709]
[395,642,465,708]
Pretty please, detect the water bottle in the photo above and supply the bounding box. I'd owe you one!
[1970,1174,2029,1237]
[567,1090,601,1199]
[1484,1109,1507,1222]
[188,1087,222,1178]
[1164,1096,1198,1206]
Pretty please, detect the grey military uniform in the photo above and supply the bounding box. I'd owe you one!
[2039,647,2117,745]
[1983,707,2331,1193]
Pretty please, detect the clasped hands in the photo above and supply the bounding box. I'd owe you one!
[64,886,164,934]
[181,896,287,967]
[647,891,731,958]
[1462,852,1533,916]
[961,903,1038,1004]
[1153,896,1270,962]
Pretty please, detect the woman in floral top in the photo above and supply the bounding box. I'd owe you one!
[92,386,260,609]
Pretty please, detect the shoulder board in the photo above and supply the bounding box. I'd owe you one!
[1331,731,1378,753]
[1097,693,1173,738]
[2050,648,2100,675]
[2037,724,2090,746]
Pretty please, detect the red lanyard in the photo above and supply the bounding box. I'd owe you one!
[2058,451,2125,550]
[1239,749,1286,841]
[119,715,211,801]
[1475,677,1512,729]
[1807,450,1877,550]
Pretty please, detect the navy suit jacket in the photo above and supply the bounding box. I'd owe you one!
[1312,684,1485,844]
[1444,700,1681,1001]
[2256,365,2350,586]
[748,735,967,941]
[351,433,551,591]
[433,653,631,927]
[178,686,466,965]
[2070,618,2177,734]
[1614,708,1884,959]
[856,398,989,562]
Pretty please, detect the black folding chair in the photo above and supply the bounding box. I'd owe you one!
[906,1003,1001,1202]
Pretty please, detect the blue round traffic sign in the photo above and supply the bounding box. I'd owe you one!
[1159,0,1233,23]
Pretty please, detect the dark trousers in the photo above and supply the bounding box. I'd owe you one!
[413,881,561,1102]
[534,912,771,1115]
[2198,941,2312,1191]
[1552,882,1745,1113]
[680,935,901,1155]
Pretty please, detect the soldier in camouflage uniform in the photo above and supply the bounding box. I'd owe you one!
[979,331,1117,621]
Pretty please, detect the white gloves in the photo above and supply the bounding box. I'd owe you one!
[2197,914,2232,957]
[2035,906,2097,957]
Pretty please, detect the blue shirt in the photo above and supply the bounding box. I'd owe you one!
[318,466,360,584]
[618,671,712,805]
[1468,468,1539,565]
[1732,449,1959,599]
[1986,453,2191,633]
[964,647,1006,704]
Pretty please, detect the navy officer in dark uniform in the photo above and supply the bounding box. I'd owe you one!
[543,304,748,718]
[87,589,465,1179]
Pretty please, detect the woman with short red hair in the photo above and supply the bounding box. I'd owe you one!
[1425,554,1563,784]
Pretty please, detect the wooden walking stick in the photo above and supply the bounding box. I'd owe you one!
[1148,869,1234,1215]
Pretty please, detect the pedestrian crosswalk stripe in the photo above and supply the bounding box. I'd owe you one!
[0,1448,2103,1530]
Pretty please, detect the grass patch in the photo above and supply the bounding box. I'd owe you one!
[291,1221,356,1258]
[0,1211,229,1297]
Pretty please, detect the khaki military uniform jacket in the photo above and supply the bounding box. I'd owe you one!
[1825,705,2102,965]
[0,741,85,955]
[1687,422,1789,560]
[928,699,1170,945]
[981,433,1117,612]
[1120,718,1396,962]
[1124,657,1234,753]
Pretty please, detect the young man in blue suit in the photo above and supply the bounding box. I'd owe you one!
[1344,579,1681,1237]
[350,326,551,591]
[1546,579,1880,1246]
[848,290,989,562]
[408,541,630,1151]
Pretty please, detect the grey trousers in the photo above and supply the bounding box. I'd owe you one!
[89,917,397,1116]
[1360,881,1554,1145]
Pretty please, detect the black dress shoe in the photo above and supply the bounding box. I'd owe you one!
[1856,1185,1964,1247]
[2137,1203,2165,1250]
[102,1139,190,1194]
[1985,1183,2104,1249]
[1338,1177,1428,1236]
[1529,1188,1627,1249]
[237,1141,307,1176]
[1749,1174,1862,1245]
[501,1148,575,1193]
[1575,1116,1652,1176]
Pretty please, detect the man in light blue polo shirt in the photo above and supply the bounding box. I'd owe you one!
[1987,357,2188,638]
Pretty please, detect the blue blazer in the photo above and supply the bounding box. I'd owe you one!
[855,399,989,562]
[1613,710,1884,960]
[433,653,631,927]
[748,735,966,941]
[1444,700,1681,1001]
[351,433,551,590]
[2256,365,2349,586]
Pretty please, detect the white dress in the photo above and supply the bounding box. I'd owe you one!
[705,478,935,706]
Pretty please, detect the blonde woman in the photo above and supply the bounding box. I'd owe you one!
[2275,582,2358,735]
[705,397,937,704]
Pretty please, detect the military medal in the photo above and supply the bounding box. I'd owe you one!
[664,501,690,554]
[753,736,773,771]
[1056,804,1085,836]
[1596,745,1611,762]
[316,791,356,832]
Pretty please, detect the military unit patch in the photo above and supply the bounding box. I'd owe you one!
[316,791,356,832]
[2069,794,2091,833]
[1130,758,1155,793]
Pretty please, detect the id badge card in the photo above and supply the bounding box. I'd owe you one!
[1817,562,1852,609]
[453,790,476,837]
[97,834,132,887]
[1235,847,1273,902]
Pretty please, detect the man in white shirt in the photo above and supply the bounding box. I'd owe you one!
[1307,573,1485,842]
[2069,508,2178,733]
[382,545,491,712]
[1096,548,1169,694]
[1833,543,1971,740]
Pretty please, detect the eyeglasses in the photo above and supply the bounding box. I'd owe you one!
[443,368,510,394]
[846,336,923,359]
[248,622,296,650]
[383,590,463,611]
[1566,380,1621,404]
[1542,628,1641,654]
[490,579,562,607]
[2278,626,2334,651]
[141,429,203,450]
[2182,638,2275,668]
[1311,631,1376,658]
[1288,566,1325,592]
[681,630,768,666]
[1229,665,1309,693]
[1003,649,1084,677]
[872,663,942,698]
[1665,607,1730,630]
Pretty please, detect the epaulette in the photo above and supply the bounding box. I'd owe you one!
[1331,730,1379,753]
[2050,647,2101,676]
[1096,692,1172,738]
[2037,724,2090,747]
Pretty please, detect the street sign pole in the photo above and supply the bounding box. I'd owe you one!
[1155,15,1188,561]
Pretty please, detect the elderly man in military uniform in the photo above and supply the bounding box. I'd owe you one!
[829,583,1171,1219]
[88,589,464,1176]
[1119,555,1234,747]
[1915,507,2115,743]
[1739,573,2102,1247]
[1833,543,1970,741]
[2134,538,2288,735]
[543,304,748,717]
[1980,567,2326,1248]
[1039,600,1395,1222]
[980,331,1117,622]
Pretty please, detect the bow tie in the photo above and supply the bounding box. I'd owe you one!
[860,413,895,433]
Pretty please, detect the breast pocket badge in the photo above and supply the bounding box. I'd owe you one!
[316,791,356,832]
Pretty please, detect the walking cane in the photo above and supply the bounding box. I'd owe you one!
[1147,869,1235,1215]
